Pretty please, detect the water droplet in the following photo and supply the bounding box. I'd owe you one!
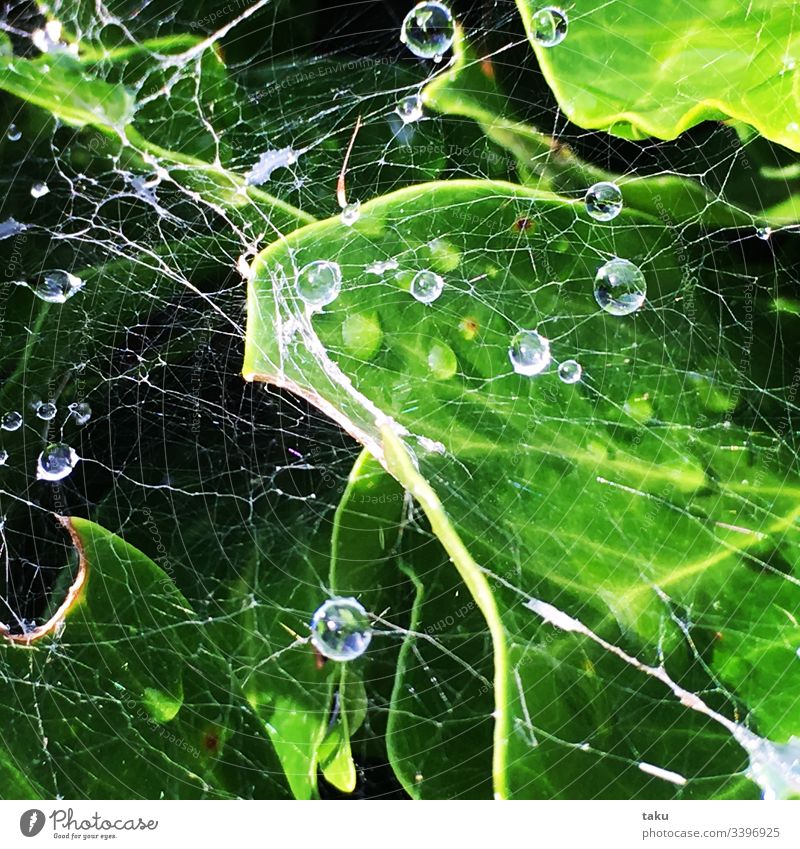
[35,401,57,421]
[757,226,772,240]
[295,260,342,308]
[396,94,423,124]
[310,597,372,661]
[36,442,79,482]
[32,270,84,303]
[585,182,623,222]
[0,450,8,465]
[365,258,399,275]
[30,182,50,199]
[509,330,551,376]
[6,124,21,142]
[1,411,22,431]
[428,341,457,379]
[340,201,361,226]
[531,6,568,47]
[410,269,444,304]
[400,1,455,61]
[593,258,646,316]
[68,402,91,426]
[558,359,582,383]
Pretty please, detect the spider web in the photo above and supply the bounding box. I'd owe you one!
[0,0,798,800]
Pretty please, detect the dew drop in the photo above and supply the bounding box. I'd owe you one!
[32,270,84,304]
[396,94,423,124]
[365,258,399,275]
[410,269,444,304]
[295,260,342,308]
[400,2,455,61]
[36,442,79,482]
[68,402,92,426]
[0,449,8,466]
[35,401,57,421]
[340,201,361,226]
[310,597,372,661]
[1,411,22,431]
[30,182,50,199]
[558,359,582,384]
[593,258,646,316]
[6,123,21,142]
[756,226,772,240]
[428,341,458,379]
[509,329,551,376]
[585,182,623,222]
[531,6,568,47]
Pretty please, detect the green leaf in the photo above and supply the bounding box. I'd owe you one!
[423,26,762,227]
[519,0,800,152]
[0,52,134,129]
[0,518,290,799]
[245,179,800,798]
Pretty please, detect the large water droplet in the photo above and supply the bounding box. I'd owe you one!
[410,269,444,303]
[593,258,646,316]
[36,442,79,482]
[6,124,21,142]
[32,270,84,304]
[558,359,582,383]
[756,226,772,241]
[295,260,342,308]
[340,201,361,226]
[400,2,455,61]
[68,402,92,426]
[1,411,22,431]
[509,329,551,376]
[396,94,423,124]
[428,341,457,379]
[310,597,372,661]
[35,401,57,421]
[531,6,568,47]
[30,182,50,199]
[585,182,622,222]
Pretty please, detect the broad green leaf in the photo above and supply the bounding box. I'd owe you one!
[0,517,290,799]
[519,0,800,152]
[423,26,764,227]
[0,52,133,129]
[245,179,800,798]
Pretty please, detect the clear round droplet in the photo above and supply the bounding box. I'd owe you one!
[0,449,8,466]
[310,597,372,661]
[558,359,582,384]
[509,329,551,376]
[36,442,79,482]
[756,226,772,240]
[400,2,455,60]
[35,401,57,421]
[340,201,361,226]
[1,411,22,431]
[410,269,444,304]
[396,94,423,124]
[30,182,50,199]
[6,123,21,142]
[295,260,342,308]
[585,182,623,222]
[33,270,84,304]
[593,258,646,316]
[531,6,568,47]
[68,402,92,426]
